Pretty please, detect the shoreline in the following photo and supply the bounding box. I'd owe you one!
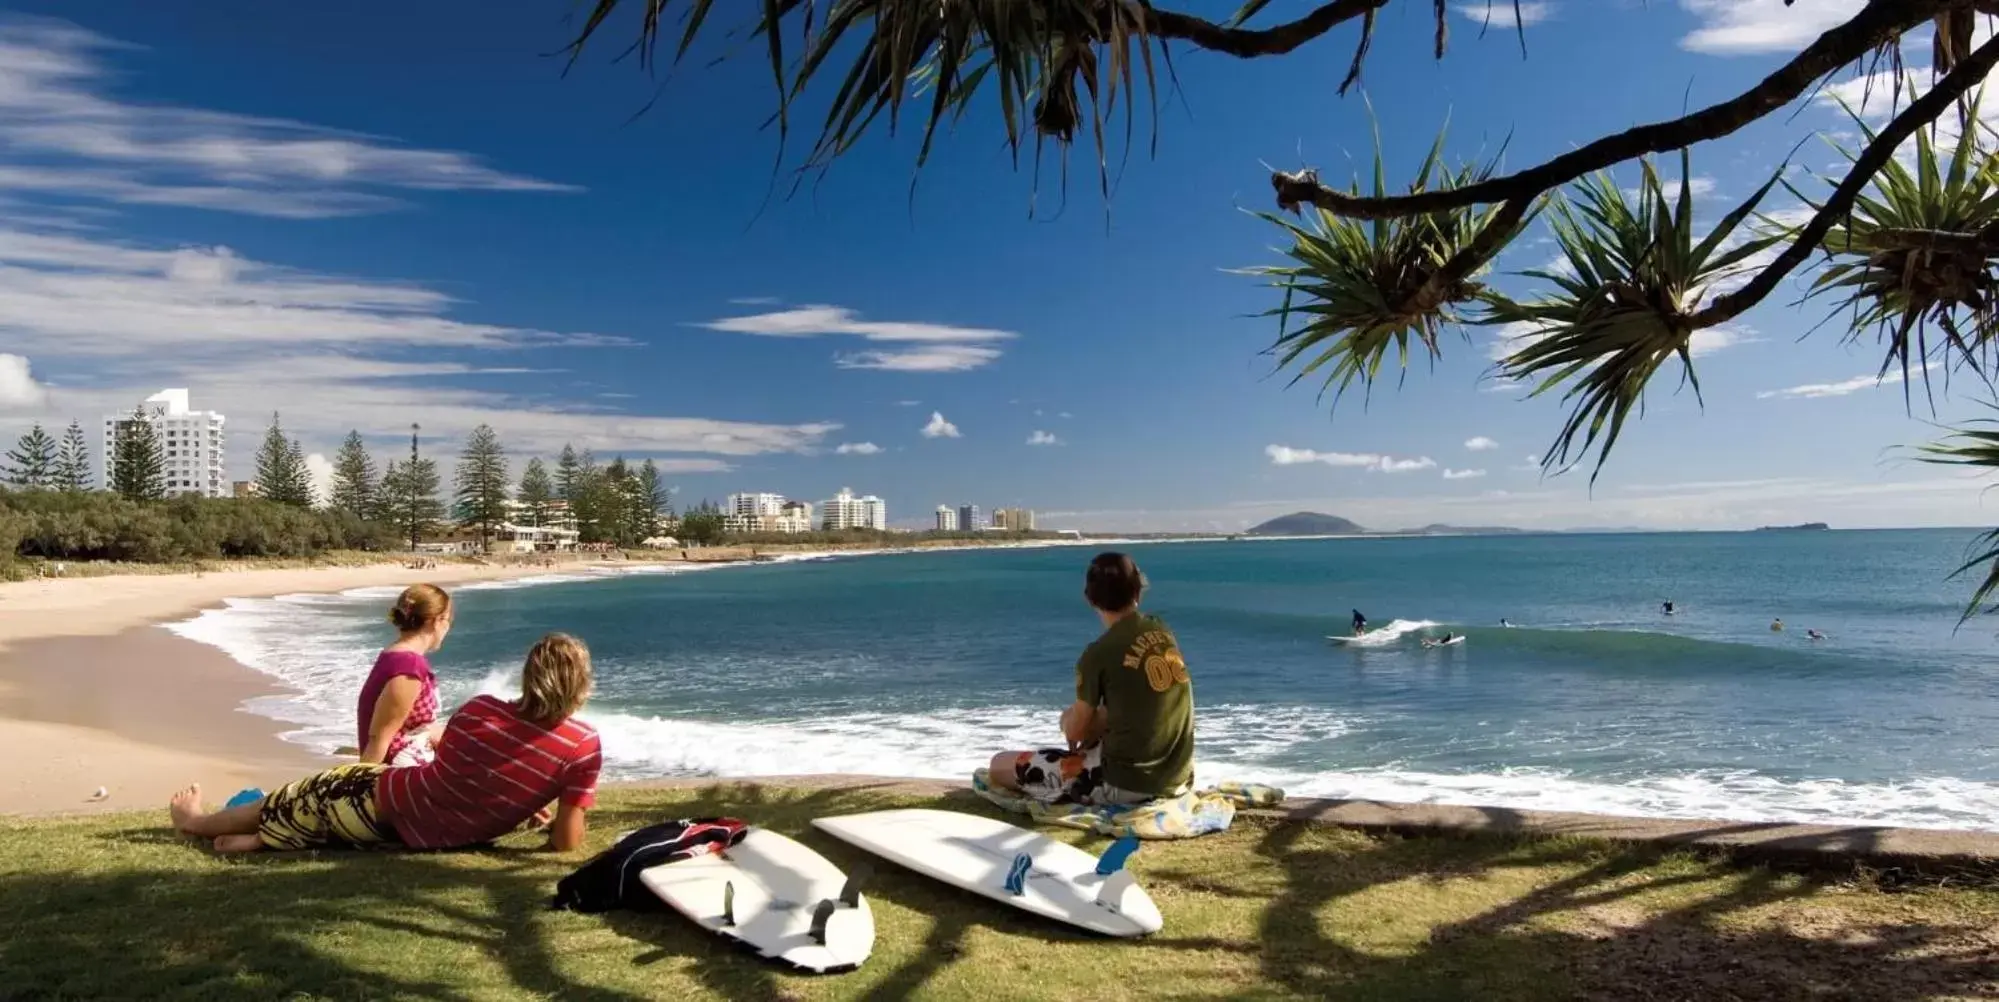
[0,558,666,816]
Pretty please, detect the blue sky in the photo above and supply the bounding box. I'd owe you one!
[0,0,1990,531]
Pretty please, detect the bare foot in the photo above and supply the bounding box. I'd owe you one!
[213,834,262,853]
[168,784,205,832]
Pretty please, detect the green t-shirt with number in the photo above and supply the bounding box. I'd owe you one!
[1075,613,1194,796]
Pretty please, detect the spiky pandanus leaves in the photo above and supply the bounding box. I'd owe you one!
[1795,88,1999,407]
[1482,153,1787,482]
[1245,128,1522,406]
[566,0,1172,202]
[1919,409,1999,622]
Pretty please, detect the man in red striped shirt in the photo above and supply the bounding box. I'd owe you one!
[169,633,603,855]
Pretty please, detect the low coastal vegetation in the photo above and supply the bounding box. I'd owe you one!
[5,783,1998,1001]
[0,490,393,576]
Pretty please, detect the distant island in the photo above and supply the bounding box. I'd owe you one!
[1244,512,1365,536]
[1753,522,1830,532]
[1243,512,1526,537]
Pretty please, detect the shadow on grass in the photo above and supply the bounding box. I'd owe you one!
[12,783,1999,1001]
[1236,821,1999,1001]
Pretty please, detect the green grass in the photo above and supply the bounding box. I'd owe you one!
[5,783,1999,1001]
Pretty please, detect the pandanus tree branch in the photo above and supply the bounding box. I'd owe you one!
[1689,31,1999,329]
[1271,0,1949,218]
[1146,1,1388,58]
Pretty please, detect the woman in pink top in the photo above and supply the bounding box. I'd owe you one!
[356,584,452,766]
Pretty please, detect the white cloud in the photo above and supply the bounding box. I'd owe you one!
[895,400,922,407]
[1487,321,1550,361]
[834,441,882,455]
[702,304,1015,372]
[1453,1,1555,29]
[1443,468,1488,480]
[0,228,625,356]
[1027,430,1061,446]
[1464,436,1499,451]
[1756,362,1937,400]
[0,228,836,462]
[1688,327,1745,357]
[728,296,780,305]
[303,451,333,506]
[0,353,48,410]
[921,411,961,439]
[1266,444,1436,473]
[0,18,574,217]
[1680,0,1864,55]
[836,345,1003,372]
[1488,321,1744,364]
[1625,176,1718,201]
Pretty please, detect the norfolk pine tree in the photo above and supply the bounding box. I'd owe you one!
[4,424,56,488]
[110,407,165,501]
[254,413,314,507]
[454,424,510,550]
[329,431,378,519]
[53,421,90,492]
[517,457,554,528]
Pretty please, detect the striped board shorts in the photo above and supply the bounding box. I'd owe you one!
[257,763,401,851]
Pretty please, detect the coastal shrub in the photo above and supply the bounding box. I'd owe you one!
[0,488,396,562]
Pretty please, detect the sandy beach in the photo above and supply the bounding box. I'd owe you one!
[0,560,612,816]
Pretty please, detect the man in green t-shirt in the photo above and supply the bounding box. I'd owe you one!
[988,552,1195,805]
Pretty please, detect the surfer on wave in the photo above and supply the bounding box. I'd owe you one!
[1352,609,1368,637]
[1662,600,1675,616]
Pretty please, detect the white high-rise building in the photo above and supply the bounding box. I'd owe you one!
[822,487,887,531]
[935,505,958,531]
[728,492,786,518]
[103,389,226,497]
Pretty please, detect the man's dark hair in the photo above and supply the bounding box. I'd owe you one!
[1084,552,1145,612]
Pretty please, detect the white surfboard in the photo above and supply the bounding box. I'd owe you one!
[639,828,873,973]
[812,808,1162,938]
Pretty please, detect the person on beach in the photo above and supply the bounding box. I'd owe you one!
[987,552,1195,806]
[168,632,602,854]
[357,584,452,767]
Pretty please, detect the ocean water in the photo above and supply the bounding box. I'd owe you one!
[167,530,1999,832]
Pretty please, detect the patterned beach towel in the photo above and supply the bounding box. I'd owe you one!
[972,768,1284,839]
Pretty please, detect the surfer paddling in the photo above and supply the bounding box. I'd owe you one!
[987,552,1195,807]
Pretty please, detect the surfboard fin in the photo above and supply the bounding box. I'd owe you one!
[1003,852,1032,896]
[1095,870,1138,914]
[808,899,836,944]
[721,880,736,927]
[1095,835,1140,876]
[838,864,870,908]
